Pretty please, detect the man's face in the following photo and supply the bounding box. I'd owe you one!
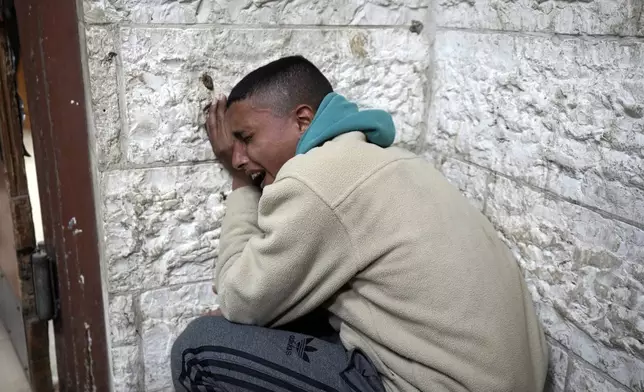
[225,99,312,189]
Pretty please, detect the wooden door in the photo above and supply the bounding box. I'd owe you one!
[1,0,112,390]
[0,10,54,391]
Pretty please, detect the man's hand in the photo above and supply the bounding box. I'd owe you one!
[205,95,235,172]
[204,95,253,189]
[204,308,223,317]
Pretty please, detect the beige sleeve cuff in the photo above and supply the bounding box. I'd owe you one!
[225,186,261,214]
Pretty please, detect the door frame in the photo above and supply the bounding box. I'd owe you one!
[14,0,111,390]
[0,10,53,391]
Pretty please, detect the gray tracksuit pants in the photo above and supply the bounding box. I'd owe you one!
[171,315,385,392]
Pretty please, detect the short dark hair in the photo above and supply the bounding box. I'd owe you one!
[227,55,333,116]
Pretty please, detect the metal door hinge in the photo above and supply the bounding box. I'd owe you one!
[31,245,59,321]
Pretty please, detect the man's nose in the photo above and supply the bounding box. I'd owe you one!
[231,141,249,170]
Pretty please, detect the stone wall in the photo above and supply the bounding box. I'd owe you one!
[429,1,644,392]
[79,0,642,391]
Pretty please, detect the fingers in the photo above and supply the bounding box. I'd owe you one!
[204,101,216,140]
[204,97,220,138]
[204,308,223,316]
[204,94,230,158]
[203,95,226,114]
[204,94,227,128]
[215,94,227,130]
[216,94,226,115]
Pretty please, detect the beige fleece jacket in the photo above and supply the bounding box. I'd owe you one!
[215,132,548,392]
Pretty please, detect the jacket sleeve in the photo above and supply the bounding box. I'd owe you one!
[214,177,356,327]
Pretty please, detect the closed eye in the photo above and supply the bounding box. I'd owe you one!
[232,130,252,144]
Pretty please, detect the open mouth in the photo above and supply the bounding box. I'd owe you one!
[249,172,266,189]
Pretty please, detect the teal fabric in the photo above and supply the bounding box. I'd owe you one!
[295,92,396,155]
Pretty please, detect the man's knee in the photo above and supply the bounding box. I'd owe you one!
[174,316,231,350]
[171,316,231,373]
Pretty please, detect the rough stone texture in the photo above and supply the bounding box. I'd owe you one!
[120,27,430,165]
[430,30,644,223]
[435,0,644,36]
[108,294,137,347]
[83,0,428,25]
[547,137,644,226]
[538,303,644,392]
[567,359,632,392]
[86,27,122,169]
[111,345,142,392]
[439,158,490,211]
[102,164,229,293]
[545,339,569,392]
[429,30,555,187]
[431,4,644,388]
[139,282,217,391]
[485,176,644,390]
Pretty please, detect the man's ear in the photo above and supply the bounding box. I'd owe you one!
[294,105,315,135]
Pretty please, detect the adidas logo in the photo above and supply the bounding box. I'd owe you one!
[285,335,318,363]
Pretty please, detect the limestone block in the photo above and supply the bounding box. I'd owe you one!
[102,164,230,293]
[567,359,632,392]
[83,0,428,25]
[85,27,122,169]
[430,31,555,187]
[439,158,490,211]
[538,304,644,392]
[120,27,430,164]
[138,282,217,391]
[435,0,644,36]
[431,30,644,221]
[547,137,644,225]
[111,345,142,392]
[109,294,137,346]
[486,176,644,390]
[545,340,568,392]
[425,85,458,161]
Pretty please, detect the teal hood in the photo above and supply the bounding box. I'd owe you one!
[295,92,396,155]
